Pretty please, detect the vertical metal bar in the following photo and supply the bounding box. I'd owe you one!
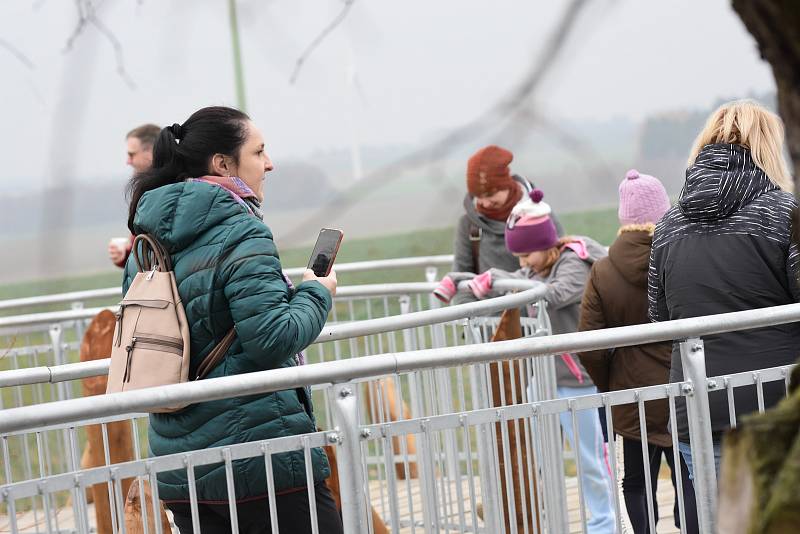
[2,435,19,534]
[262,442,280,534]
[460,416,480,534]
[603,396,623,534]
[569,400,589,533]
[637,393,657,534]
[222,448,240,533]
[113,470,129,534]
[101,423,120,534]
[679,338,718,533]
[509,358,530,534]
[147,461,164,534]
[331,383,369,533]
[302,437,320,534]
[48,325,68,401]
[784,367,792,397]
[35,432,55,534]
[724,377,737,428]
[394,375,416,534]
[374,381,388,520]
[131,419,151,534]
[185,455,202,533]
[381,429,401,534]
[755,372,765,413]
[499,409,519,534]
[67,426,88,530]
[421,421,440,533]
[669,391,688,534]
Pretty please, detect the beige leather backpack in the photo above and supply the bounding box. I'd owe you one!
[106,234,234,412]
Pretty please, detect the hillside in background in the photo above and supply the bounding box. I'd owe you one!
[0,93,776,283]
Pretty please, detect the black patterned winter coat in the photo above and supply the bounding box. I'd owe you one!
[648,143,800,442]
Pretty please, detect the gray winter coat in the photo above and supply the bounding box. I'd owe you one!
[452,175,563,274]
[525,237,607,387]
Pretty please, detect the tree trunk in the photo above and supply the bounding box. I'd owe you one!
[732,0,800,180]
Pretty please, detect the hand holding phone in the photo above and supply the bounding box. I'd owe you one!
[303,269,338,296]
[307,228,343,277]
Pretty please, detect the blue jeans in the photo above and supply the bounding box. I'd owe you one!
[677,441,722,481]
[558,386,617,534]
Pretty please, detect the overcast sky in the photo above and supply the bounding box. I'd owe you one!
[0,0,775,194]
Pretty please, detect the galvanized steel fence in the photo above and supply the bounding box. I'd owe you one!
[1,277,799,533]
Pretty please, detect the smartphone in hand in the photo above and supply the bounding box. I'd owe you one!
[307,228,343,277]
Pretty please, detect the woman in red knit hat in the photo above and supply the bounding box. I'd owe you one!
[434,145,562,303]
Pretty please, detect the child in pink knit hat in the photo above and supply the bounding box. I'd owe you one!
[617,169,671,226]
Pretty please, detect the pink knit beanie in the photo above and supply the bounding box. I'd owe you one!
[504,189,559,253]
[618,169,671,226]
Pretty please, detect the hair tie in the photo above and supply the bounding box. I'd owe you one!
[169,123,183,140]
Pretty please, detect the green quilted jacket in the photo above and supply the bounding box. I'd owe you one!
[122,180,333,502]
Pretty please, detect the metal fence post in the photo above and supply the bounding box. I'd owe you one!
[331,382,370,534]
[679,337,718,532]
[465,319,504,533]
[71,301,86,346]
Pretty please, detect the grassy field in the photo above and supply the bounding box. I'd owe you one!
[0,207,618,304]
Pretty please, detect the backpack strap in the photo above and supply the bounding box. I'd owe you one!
[131,234,173,273]
[469,223,482,274]
[195,328,236,380]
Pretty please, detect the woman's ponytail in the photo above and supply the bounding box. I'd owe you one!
[125,106,250,234]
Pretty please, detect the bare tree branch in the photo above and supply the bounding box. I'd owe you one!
[0,38,34,69]
[289,0,356,84]
[278,0,598,244]
[0,335,17,361]
[89,13,137,88]
[63,0,136,89]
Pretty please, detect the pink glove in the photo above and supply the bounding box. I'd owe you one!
[467,270,493,299]
[432,276,457,303]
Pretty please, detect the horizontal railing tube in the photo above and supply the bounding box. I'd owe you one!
[0,360,111,388]
[0,255,455,312]
[2,302,800,434]
[0,280,545,388]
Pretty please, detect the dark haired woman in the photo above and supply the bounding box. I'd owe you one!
[124,106,342,533]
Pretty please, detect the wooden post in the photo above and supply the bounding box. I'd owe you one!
[80,310,136,534]
[365,377,419,479]
[489,308,539,532]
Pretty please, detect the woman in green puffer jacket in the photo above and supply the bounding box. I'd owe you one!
[124,106,342,533]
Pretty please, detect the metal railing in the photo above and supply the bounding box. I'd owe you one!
[2,295,798,533]
[0,255,455,313]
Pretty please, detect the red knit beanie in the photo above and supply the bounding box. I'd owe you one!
[466,145,515,197]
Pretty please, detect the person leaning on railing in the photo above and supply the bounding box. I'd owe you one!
[124,107,342,533]
[449,145,562,279]
[578,169,699,534]
[440,188,618,534]
[647,99,800,481]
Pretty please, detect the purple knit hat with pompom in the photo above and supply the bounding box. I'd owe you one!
[504,189,559,253]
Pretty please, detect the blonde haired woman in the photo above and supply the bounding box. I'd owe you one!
[648,100,800,481]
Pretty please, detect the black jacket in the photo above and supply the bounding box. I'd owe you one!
[648,143,800,442]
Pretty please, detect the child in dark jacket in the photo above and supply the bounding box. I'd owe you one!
[580,169,698,534]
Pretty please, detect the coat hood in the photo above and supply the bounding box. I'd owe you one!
[679,143,778,222]
[462,175,531,235]
[132,181,252,253]
[608,227,653,287]
[557,235,607,267]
